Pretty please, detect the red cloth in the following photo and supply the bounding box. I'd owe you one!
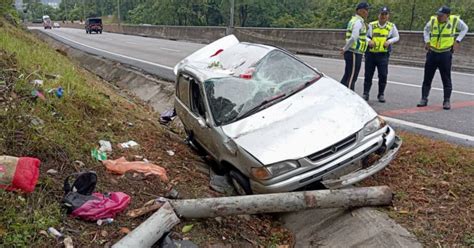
[71,192,131,220]
[0,156,40,193]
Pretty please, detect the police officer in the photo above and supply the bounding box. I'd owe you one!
[417,6,468,110]
[363,7,399,102]
[340,2,370,91]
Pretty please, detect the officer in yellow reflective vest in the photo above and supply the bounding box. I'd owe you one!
[363,7,399,103]
[417,6,468,110]
[340,2,370,91]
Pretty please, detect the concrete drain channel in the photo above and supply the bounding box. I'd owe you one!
[32,30,422,248]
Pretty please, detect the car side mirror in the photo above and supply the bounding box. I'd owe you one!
[197,117,208,129]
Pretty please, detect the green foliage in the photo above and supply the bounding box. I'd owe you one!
[17,0,474,31]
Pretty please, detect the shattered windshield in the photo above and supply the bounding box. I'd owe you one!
[205,50,321,126]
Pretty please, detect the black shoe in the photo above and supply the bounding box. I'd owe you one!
[443,100,451,110]
[377,95,386,103]
[362,94,369,101]
[417,98,428,107]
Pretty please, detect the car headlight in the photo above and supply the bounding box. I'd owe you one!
[251,161,299,180]
[362,116,387,136]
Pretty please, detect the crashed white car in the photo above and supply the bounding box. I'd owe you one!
[174,35,401,194]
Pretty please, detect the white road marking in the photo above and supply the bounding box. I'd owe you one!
[160,47,180,52]
[44,30,174,71]
[301,54,474,76]
[382,116,474,143]
[358,77,474,96]
[36,28,474,142]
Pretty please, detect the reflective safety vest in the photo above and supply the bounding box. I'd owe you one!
[345,15,368,54]
[429,15,460,52]
[369,21,394,53]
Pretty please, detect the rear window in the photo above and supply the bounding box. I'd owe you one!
[88,19,102,24]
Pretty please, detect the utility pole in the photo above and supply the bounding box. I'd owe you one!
[117,0,121,25]
[228,0,234,35]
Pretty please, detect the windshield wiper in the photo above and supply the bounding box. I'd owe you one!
[235,93,287,121]
[287,75,322,97]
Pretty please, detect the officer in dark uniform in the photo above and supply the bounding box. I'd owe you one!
[417,6,468,110]
[363,7,399,103]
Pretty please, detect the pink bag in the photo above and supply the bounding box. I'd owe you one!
[70,192,131,221]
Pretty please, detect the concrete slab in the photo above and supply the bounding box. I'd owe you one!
[282,207,422,247]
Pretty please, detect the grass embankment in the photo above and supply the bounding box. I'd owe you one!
[364,132,474,247]
[0,19,293,247]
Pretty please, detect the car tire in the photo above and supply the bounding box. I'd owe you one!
[229,170,253,195]
[99,30,102,34]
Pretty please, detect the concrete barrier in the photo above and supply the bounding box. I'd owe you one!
[30,23,473,72]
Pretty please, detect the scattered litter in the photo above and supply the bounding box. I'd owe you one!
[91,148,107,161]
[143,158,149,163]
[97,218,114,226]
[126,198,165,218]
[99,140,113,153]
[29,116,44,127]
[165,188,179,199]
[31,89,46,100]
[55,87,64,98]
[101,230,108,237]
[127,122,134,127]
[159,233,198,248]
[102,157,168,182]
[133,155,144,161]
[119,227,130,234]
[31,79,43,87]
[63,171,131,221]
[159,109,177,125]
[45,73,61,80]
[166,150,175,156]
[47,227,63,239]
[39,230,49,237]
[0,156,41,193]
[118,141,139,149]
[47,169,58,175]
[182,224,194,233]
[63,236,73,248]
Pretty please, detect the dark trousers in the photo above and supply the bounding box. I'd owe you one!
[364,52,389,96]
[340,51,362,91]
[422,50,453,100]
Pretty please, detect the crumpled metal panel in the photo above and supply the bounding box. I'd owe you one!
[222,76,377,165]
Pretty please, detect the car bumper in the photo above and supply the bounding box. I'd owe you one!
[321,135,402,188]
[250,126,401,193]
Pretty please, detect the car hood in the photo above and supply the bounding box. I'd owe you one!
[221,76,377,165]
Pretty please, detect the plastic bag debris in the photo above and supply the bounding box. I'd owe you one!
[97,218,114,226]
[91,148,107,161]
[64,236,73,248]
[48,86,64,98]
[118,141,139,149]
[31,79,43,87]
[47,227,63,239]
[102,157,168,182]
[0,155,41,193]
[166,150,175,156]
[159,109,177,125]
[47,169,58,175]
[99,140,113,153]
[63,171,131,221]
[31,89,46,100]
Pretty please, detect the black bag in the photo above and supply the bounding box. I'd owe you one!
[62,171,99,213]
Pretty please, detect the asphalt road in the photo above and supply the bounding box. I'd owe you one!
[31,27,474,146]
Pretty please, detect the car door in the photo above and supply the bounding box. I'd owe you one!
[188,78,221,159]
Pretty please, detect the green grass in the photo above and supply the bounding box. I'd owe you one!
[0,19,133,247]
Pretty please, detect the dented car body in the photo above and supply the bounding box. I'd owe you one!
[174,35,401,194]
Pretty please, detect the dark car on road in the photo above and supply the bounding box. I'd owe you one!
[85,18,102,34]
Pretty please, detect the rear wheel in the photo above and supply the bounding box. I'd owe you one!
[229,170,253,195]
[99,30,102,34]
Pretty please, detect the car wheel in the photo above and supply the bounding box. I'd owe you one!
[229,170,253,195]
[99,31,102,34]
